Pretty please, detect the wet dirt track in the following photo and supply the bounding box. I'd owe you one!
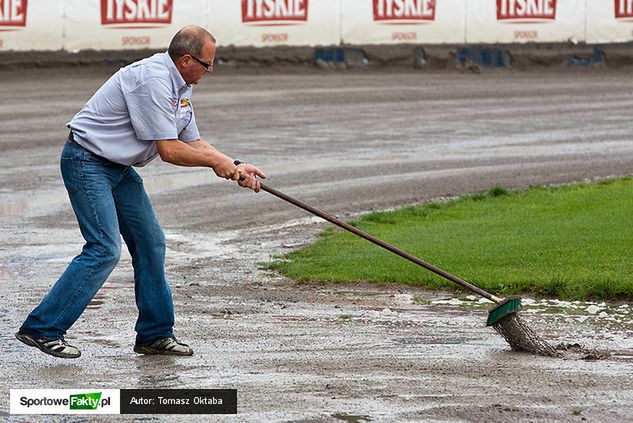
[1,66,633,422]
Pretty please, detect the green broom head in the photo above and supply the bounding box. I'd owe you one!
[486,295,522,326]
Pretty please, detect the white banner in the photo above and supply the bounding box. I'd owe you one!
[466,0,586,44]
[3,1,633,52]
[210,0,339,47]
[587,0,633,43]
[0,0,64,51]
[63,0,208,52]
[340,0,466,44]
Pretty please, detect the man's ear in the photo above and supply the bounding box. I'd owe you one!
[176,55,190,69]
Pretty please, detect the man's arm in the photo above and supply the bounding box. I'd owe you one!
[155,139,265,191]
[155,139,235,175]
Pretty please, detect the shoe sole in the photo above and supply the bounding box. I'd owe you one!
[134,345,194,356]
[15,332,81,359]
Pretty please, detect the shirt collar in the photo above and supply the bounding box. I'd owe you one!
[162,51,190,95]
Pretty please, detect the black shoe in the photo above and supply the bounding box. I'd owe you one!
[134,337,194,356]
[15,332,81,359]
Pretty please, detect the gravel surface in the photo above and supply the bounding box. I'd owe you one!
[1,65,632,422]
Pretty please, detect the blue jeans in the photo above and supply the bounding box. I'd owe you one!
[20,140,174,344]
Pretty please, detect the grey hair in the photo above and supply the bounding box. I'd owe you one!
[168,26,215,61]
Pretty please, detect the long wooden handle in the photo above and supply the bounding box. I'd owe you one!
[257,180,501,303]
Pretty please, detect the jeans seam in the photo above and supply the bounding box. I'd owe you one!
[51,159,113,332]
[116,170,143,244]
[61,158,78,197]
[116,171,171,342]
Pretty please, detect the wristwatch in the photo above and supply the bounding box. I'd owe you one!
[233,160,242,166]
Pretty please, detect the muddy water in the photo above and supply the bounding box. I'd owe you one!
[1,67,632,422]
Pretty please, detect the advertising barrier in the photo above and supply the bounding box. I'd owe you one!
[63,0,207,51]
[210,0,339,47]
[0,0,64,51]
[587,0,633,43]
[466,0,585,44]
[1,1,633,52]
[340,0,466,45]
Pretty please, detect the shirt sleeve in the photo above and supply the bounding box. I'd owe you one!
[125,77,179,141]
[179,106,200,142]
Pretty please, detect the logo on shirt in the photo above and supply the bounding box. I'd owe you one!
[100,0,173,28]
[241,0,308,25]
[373,0,436,24]
[616,0,633,20]
[497,0,557,23]
[170,98,178,107]
[180,99,190,108]
[0,0,28,31]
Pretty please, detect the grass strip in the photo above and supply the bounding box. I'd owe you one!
[266,177,633,301]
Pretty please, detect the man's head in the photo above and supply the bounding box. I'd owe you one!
[168,26,216,85]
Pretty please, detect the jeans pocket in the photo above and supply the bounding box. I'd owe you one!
[60,157,78,197]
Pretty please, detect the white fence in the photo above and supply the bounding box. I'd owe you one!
[1,1,632,51]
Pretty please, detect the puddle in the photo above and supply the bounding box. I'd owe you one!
[86,277,132,309]
[86,299,104,309]
[426,295,633,328]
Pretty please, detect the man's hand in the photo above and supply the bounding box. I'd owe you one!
[155,139,265,191]
[212,156,239,180]
[236,163,266,193]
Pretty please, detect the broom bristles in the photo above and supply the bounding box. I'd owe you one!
[493,313,562,357]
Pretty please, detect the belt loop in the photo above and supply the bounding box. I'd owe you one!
[68,130,74,143]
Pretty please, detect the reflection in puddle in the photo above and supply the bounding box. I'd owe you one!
[86,299,104,309]
[87,278,133,309]
[135,356,184,387]
[332,413,373,423]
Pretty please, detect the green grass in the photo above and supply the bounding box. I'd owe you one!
[266,177,633,301]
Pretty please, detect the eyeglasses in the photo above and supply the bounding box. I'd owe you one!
[189,54,214,71]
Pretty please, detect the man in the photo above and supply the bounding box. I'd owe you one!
[15,26,265,359]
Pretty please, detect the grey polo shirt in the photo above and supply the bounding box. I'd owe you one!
[68,52,200,166]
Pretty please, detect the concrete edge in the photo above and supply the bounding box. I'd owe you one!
[1,42,633,72]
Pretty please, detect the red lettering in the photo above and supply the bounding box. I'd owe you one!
[261,33,289,42]
[101,0,172,27]
[392,32,417,41]
[616,0,633,19]
[122,36,150,46]
[497,0,556,21]
[0,0,28,28]
[514,30,538,40]
[242,0,308,24]
[374,0,435,22]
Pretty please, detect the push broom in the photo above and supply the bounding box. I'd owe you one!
[248,177,560,357]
